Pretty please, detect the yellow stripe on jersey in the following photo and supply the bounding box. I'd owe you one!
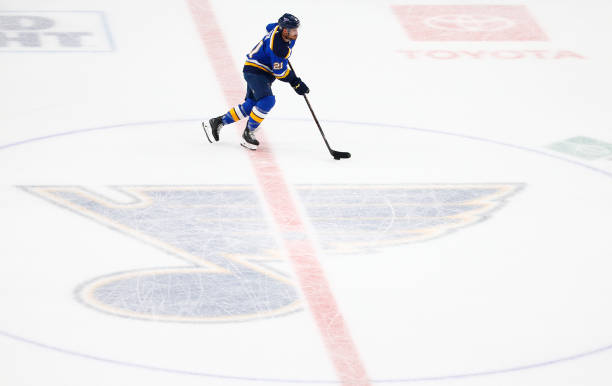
[284,47,291,59]
[270,26,279,51]
[229,108,240,122]
[275,68,290,79]
[244,61,273,74]
[249,111,264,123]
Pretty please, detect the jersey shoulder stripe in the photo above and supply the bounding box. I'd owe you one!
[244,23,296,79]
[269,25,279,51]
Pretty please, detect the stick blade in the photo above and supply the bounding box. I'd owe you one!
[331,150,351,160]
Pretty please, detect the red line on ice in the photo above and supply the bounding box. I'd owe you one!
[186,0,370,384]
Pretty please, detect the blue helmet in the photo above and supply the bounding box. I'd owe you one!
[278,13,300,29]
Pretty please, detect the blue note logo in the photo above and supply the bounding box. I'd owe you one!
[23,184,521,322]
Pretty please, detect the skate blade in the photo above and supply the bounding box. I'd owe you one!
[201,122,213,143]
[241,141,258,151]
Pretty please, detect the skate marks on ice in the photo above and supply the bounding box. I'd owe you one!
[23,186,299,323]
[22,184,521,323]
[297,184,522,253]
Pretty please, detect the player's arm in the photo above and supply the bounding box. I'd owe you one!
[275,63,308,95]
[271,58,308,95]
[269,29,309,95]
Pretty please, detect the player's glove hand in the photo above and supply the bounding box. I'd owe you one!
[291,78,309,95]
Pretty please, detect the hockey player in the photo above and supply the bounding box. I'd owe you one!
[202,13,309,150]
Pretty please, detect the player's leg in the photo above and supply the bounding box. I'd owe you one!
[201,81,256,143]
[221,98,255,125]
[241,95,275,149]
[241,73,275,150]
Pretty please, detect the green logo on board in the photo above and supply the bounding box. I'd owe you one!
[548,136,612,160]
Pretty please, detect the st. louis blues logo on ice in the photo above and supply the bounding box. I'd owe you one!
[23,184,521,322]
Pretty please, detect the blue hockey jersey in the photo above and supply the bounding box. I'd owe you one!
[244,23,296,82]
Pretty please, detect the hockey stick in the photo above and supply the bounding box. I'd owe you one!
[287,61,351,160]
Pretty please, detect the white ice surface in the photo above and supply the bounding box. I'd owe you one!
[1,0,612,385]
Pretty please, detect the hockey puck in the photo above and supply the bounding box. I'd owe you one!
[334,157,341,160]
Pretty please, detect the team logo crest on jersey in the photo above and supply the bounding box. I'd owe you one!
[22,184,521,322]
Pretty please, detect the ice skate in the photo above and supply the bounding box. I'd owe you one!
[241,127,259,150]
[202,116,224,143]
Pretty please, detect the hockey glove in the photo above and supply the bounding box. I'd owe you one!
[291,78,309,95]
